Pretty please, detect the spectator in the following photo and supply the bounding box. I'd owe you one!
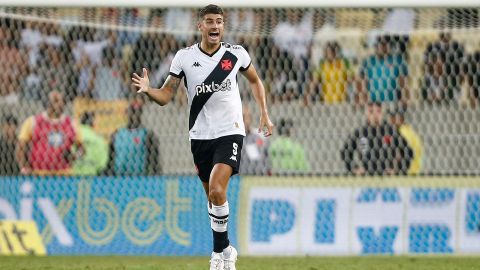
[91,46,128,100]
[388,106,423,175]
[131,19,184,105]
[0,114,19,175]
[113,8,146,48]
[360,36,408,104]
[69,26,113,66]
[240,106,270,175]
[164,8,195,42]
[37,45,77,101]
[0,19,27,103]
[308,41,352,104]
[225,8,258,45]
[130,11,165,76]
[272,9,313,62]
[20,19,43,68]
[341,102,413,176]
[106,101,160,176]
[421,52,456,104]
[382,8,415,35]
[422,32,465,104]
[464,51,480,107]
[268,118,309,174]
[75,53,95,98]
[130,9,185,102]
[228,8,256,34]
[16,91,85,176]
[131,21,178,90]
[21,20,63,68]
[271,9,313,101]
[73,112,109,176]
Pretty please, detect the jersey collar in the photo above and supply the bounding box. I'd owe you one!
[197,42,222,57]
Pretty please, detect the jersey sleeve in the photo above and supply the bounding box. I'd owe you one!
[238,46,252,71]
[169,50,184,78]
[18,116,34,142]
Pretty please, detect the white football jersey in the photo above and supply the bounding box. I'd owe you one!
[169,42,251,140]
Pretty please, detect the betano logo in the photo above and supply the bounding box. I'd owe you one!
[195,79,232,96]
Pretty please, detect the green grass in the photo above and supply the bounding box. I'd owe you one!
[1,256,480,270]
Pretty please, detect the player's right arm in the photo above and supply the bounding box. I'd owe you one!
[131,68,181,106]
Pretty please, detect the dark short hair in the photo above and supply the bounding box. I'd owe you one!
[198,4,223,20]
[366,101,383,108]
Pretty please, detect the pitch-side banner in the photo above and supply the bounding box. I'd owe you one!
[0,176,240,255]
[241,177,480,256]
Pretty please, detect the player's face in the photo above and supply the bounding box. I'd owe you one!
[49,93,65,116]
[366,105,383,126]
[198,13,224,46]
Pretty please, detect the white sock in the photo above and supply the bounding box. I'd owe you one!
[210,201,229,232]
[210,201,230,253]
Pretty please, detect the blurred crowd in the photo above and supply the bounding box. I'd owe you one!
[0,7,478,176]
[0,7,479,106]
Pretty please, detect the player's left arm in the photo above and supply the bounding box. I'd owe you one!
[241,65,274,137]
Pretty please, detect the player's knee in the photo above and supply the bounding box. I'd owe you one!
[208,186,226,204]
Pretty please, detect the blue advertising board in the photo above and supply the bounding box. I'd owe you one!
[0,176,240,255]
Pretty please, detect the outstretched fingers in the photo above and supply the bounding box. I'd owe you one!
[132,73,142,80]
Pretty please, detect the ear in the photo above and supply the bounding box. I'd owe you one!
[197,21,202,31]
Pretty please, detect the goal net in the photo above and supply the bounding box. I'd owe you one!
[0,6,479,256]
[0,7,479,176]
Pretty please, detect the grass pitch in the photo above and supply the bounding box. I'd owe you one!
[1,256,479,270]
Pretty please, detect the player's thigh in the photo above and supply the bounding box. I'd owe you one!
[190,139,214,183]
[212,135,244,176]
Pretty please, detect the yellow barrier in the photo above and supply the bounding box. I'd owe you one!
[0,221,46,255]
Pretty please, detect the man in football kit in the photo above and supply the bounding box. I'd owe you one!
[131,4,274,270]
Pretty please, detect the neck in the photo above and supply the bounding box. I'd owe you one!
[128,123,140,129]
[200,40,220,54]
[46,110,61,119]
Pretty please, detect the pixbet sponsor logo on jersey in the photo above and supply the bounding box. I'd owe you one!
[195,79,232,96]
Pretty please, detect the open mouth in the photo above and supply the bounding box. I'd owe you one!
[209,32,220,38]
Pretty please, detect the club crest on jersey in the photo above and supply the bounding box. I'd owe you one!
[195,79,232,96]
[221,59,233,71]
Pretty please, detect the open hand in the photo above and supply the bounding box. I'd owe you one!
[132,68,150,93]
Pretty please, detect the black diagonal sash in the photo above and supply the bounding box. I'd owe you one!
[189,51,238,130]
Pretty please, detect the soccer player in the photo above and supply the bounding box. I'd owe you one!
[131,4,274,270]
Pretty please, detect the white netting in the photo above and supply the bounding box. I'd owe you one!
[0,7,479,176]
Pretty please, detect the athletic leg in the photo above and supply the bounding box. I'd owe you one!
[208,163,233,253]
[208,135,243,270]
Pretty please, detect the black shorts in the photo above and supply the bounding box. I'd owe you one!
[190,134,244,183]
